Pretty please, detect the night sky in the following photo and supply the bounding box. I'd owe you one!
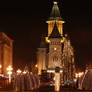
[0,0,92,70]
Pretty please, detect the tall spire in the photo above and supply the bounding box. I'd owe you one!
[48,0,63,21]
[46,0,64,40]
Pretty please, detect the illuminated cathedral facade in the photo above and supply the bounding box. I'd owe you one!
[37,1,75,82]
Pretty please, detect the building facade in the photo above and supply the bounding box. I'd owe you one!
[0,32,13,75]
[37,1,75,83]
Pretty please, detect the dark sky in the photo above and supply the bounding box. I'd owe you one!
[0,0,92,70]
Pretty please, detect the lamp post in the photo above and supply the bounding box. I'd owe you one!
[8,71,12,83]
[7,66,13,83]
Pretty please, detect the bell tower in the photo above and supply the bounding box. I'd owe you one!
[37,0,76,83]
[48,23,63,69]
[46,0,65,71]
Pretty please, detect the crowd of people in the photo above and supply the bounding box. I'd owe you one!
[13,72,40,91]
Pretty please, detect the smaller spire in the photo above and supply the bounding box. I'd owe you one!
[40,35,46,48]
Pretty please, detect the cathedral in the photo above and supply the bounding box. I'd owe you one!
[37,1,75,83]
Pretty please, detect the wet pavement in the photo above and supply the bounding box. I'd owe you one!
[0,90,92,92]
[0,86,92,92]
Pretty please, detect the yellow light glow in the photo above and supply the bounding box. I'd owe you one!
[0,65,2,69]
[17,69,22,74]
[60,70,63,73]
[35,64,38,68]
[45,37,50,43]
[75,73,78,78]
[74,78,77,82]
[54,1,57,5]
[23,71,26,74]
[78,72,84,77]
[47,70,55,73]
[75,72,84,78]
[54,48,57,51]
[7,66,13,71]
[47,70,63,73]
[46,20,65,24]
[61,37,65,43]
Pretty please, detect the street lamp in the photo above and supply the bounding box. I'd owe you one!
[16,69,22,74]
[0,65,2,69]
[75,72,84,79]
[0,65,2,73]
[74,78,77,82]
[78,72,84,77]
[35,64,38,68]
[7,66,13,83]
[23,71,27,74]
[7,66,13,71]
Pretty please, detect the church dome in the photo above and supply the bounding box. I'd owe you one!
[40,40,46,48]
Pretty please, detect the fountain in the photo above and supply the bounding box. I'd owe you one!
[79,68,92,90]
[14,72,40,91]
